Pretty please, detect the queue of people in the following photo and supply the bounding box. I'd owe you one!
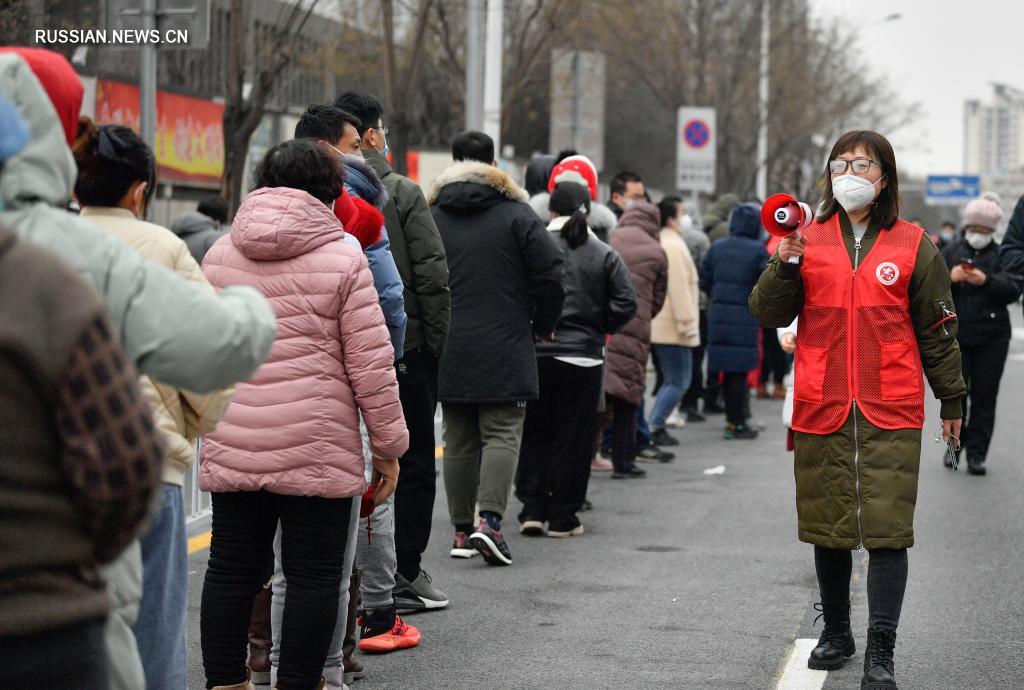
[0,45,1019,690]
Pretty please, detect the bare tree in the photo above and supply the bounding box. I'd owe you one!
[222,0,320,216]
[380,0,435,175]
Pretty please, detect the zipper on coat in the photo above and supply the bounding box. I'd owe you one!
[851,235,866,552]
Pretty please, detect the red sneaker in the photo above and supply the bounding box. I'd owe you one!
[357,614,421,654]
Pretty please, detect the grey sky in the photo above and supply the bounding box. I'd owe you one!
[810,0,1022,177]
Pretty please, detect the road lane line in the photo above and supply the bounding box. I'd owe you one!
[188,446,445,555]
[775,638,827,690]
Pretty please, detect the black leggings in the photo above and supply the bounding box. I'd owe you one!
[814,545,908,632]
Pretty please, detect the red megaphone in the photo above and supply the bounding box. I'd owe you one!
[761,193,813,264]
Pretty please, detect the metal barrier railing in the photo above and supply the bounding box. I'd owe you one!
[185,439,211,523]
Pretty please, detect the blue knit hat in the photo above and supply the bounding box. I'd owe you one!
[0,94,28,162]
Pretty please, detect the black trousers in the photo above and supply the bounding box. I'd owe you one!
[960,338,1009,465]
[608,395,639,472]
[814,546,908,632]
[393,347,439,581]
[760,326,790,386]
[516,358,604,527]
[722,371,750,424]
[3,618,106,688]
[682,310,709,410]
[201,491,352,690]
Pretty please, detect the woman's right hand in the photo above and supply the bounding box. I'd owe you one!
[780,332,796,354]
[370,456,400,504]
[778,234,807,264]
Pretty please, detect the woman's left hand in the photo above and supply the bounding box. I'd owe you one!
[942,418,963,448]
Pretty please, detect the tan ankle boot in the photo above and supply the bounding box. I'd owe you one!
[211,673,255,690]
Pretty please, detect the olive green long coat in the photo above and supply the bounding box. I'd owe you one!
[749,211,965,550]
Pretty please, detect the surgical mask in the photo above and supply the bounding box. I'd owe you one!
[940,230,955,242]
[680,213,694,232]
[625,199,638,210]
[378,130,389,158]
[832,174,883,213]
[965,231,994,250]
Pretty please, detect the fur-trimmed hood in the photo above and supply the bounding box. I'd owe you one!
[427,161,529,212]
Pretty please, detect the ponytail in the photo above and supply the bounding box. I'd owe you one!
[562,208,590,249]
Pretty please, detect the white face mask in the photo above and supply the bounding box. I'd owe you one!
[624,198,638,210]
[680,213,694,232]
[832,174,883,213]
[965,231,994,250]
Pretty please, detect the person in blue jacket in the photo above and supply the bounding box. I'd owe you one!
[700,201,769,439]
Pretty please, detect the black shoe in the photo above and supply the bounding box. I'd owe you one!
[581,499,593,512]
[704,401,726,415]
[807,602,855,671]
[651,428,679,447]
[469,519,512,566]
[967,460,987,475]
[686,410,706,423]
[724,423,759,440]
[611,466,647,479]
[636,446,674,463]
[861,627,898,689]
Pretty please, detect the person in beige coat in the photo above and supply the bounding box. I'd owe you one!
[649,197,701,446]
[73,118,234,690]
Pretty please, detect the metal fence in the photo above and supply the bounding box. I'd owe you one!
[185,440,212,523]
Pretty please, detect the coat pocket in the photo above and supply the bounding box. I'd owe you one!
[880,340,922,400]
[793,345,827,403]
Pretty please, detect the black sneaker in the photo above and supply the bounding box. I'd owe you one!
[611,466,647,479]
[686,410,706,423]
[469,519,512,566]
[651,428,679,447]
[724,423,759,440]
[637,446,674,463]
[581,499,593,512]
[704,401,726,415]
[393,569,449,611]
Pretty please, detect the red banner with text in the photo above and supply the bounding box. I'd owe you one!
[95,80,224,185]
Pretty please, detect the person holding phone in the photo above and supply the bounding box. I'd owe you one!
[750,131,965,690]
[941,196,1021,475]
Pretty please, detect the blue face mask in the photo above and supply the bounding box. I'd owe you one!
[380,131,390,158]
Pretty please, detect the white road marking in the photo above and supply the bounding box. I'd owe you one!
[703,464,726,475]
[775,638,828,690]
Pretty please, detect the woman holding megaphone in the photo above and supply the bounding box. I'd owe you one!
[750,130,965,690]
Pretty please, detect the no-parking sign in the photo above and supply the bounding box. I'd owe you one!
[676,107,716,193]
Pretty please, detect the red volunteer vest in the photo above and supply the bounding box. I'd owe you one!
[792,216,925,434]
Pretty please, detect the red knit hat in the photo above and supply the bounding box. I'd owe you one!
[0,47,83,147]
[547,154,599,201]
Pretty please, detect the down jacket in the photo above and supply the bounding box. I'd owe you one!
[701,203,769,373]
[605,202,668,407]
[201,187,409,498]
[0,50,275,393]
[81,206,234,486]
[429,161,565,403]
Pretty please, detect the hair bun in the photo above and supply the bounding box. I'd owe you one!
[73,115,99,155]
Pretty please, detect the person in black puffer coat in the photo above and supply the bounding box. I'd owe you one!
[428,131,565,566]
[941,197,1021,474]
[700,202,769,438]
[516,182,636,535]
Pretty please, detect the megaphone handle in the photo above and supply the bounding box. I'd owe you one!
[786,229,802,264]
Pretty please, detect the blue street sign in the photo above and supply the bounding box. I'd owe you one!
[925,175,981,205]
[683,119,711,148]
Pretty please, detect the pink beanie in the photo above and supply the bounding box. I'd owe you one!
[548,155,599,201]
[962,197,1003,230]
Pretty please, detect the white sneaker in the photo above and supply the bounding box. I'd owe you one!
[666,409,687,428]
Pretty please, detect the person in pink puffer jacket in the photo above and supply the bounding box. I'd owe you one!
[199,139,409,690]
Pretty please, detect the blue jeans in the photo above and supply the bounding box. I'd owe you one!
[132,483,188,690]
[649,345,693,430]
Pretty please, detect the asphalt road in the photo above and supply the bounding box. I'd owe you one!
[186,328,1024,689]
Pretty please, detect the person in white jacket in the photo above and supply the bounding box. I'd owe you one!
[648,197,701,447]
[778,318,798,450]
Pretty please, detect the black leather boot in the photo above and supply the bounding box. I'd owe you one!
[807,602,856,670]
[861,627,898,689]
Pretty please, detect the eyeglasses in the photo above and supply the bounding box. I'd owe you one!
[828,158,879,175]
[371,126,390,136]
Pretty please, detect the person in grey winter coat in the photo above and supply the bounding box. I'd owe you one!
[0,49,275,394]
[169,196,227,264]
[429,131,565,567]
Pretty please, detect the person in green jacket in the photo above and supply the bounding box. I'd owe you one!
[749,130,965,690]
